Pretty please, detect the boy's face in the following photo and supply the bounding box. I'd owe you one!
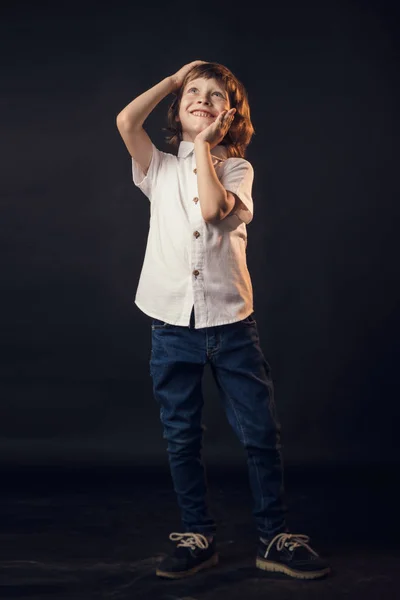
[177,76,230,143]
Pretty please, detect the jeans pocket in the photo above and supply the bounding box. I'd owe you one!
[241,313,256,325]
[151,318,170,330]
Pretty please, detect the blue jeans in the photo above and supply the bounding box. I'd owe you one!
[149,307,288,539]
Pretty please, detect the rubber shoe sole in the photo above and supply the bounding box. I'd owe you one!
[256,556,331,579]
[156,552,219,579]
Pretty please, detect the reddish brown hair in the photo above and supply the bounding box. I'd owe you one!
[164,62,255,158]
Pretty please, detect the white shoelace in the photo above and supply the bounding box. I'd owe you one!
[263,533,319,558]
[169,532,210,551]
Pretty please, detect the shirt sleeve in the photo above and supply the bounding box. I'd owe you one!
[131,143,165,201]
[219,158,254,224]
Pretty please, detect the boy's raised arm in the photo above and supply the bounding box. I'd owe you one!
[116,77,175,175]
[116,61,207,175]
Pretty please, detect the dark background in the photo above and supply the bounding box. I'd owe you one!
[1,0,399,470]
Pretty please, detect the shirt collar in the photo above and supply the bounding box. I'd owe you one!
[178,141,228,161]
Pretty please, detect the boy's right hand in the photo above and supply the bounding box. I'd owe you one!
[170,60,208,93]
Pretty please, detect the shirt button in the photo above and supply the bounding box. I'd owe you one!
[193,168,197,174]
[193,197,199,204]
[193,231,200,238]
[193,269,200,276]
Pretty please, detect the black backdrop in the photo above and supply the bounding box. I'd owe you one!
[2,0,399,468]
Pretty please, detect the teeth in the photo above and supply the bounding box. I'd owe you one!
[192,111,213,118]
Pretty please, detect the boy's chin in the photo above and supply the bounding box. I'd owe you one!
[183,127,209,142]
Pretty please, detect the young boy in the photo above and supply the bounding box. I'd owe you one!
[116,60,331,580]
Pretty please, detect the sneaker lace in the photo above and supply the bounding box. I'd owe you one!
[265,533,318,557]
[169,532,209,551]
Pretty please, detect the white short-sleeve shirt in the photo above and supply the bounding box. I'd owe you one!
[131,140,255,329]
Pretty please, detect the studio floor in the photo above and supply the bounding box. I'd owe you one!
[0,464,398,600]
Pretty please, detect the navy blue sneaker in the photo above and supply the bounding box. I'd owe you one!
[156,532,218,579]
[256,532,331,579]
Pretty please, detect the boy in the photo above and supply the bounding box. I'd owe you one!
[116,60,330,580]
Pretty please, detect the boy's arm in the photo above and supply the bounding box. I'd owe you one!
[194,109,238,223]
[116,77,174,175]
[194,139,237,222]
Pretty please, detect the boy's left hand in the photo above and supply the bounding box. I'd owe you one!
[194,108,236,148]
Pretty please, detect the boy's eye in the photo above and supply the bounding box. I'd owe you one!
[186,87,225,98]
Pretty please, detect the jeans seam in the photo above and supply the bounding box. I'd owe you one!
[224,386,248,448]
[224,387,267,530]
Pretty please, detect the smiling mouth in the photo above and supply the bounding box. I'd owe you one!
[191,111,215,118]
